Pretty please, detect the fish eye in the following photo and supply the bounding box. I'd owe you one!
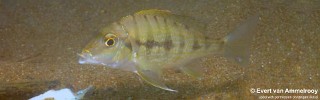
[104,34,117,46]
[105,38,115,46]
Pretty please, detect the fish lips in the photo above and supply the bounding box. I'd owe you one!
[78,53,100,64]
[78,53,120,67]
[78,53,108,64]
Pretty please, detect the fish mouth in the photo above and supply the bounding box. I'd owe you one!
[78,53,100,64]
[77,52,116,67]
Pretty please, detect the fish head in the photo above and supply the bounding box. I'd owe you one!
[78,24,130,68]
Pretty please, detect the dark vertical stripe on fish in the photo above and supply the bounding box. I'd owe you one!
[153,16,161,34]
[189,25,201,51]
[143,15,154,55]
[204,36,211,50]
[163,17,173,52]
[132,15,141,47]
[153,15,161,55]
[192,36,201,51]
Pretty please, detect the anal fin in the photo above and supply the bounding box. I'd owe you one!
[173,56,204,80]
[180,64,203,80]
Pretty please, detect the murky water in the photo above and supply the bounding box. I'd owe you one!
[0,0,319,99]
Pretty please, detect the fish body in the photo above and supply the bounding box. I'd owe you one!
[79,9,259,91]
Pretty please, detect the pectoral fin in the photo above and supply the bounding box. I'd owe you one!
[135,66,177,92]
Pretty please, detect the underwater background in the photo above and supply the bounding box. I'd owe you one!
[0,0,319,99]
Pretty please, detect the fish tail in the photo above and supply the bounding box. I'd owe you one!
[222,15,259,66]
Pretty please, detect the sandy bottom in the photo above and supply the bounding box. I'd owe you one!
[0,0,319,99]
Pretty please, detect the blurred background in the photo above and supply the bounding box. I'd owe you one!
[0,0,319,99]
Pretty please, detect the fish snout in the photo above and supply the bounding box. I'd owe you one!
[78,52,99,64]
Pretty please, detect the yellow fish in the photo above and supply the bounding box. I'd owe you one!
[78,9,259,92]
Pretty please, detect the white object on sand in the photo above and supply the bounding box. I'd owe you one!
[29,85,93,100]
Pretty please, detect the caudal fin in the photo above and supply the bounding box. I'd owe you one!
[223,15,259,66]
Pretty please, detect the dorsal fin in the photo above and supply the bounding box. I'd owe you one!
[135,9,172,16]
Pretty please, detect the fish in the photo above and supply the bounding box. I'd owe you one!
[78,9,259,92]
